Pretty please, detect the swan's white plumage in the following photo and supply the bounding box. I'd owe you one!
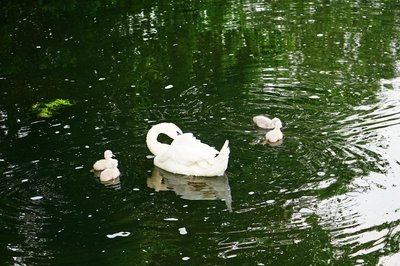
[146,123,230,176]
[253,115,276,129]
[93,150,117,171]
[99,159,120,182]
[265,118,283,143]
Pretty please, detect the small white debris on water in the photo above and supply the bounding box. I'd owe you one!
[98,77,106,81]
[179,227,187,235]
[248,191,255,195]
[21,179,28,183]
[75,165,84,170]
[299,208,314,215]
[164,84,173,89]
[30,196,43,201]
[309,95,320,99]
[221,117,226,120]
[317,171,326,177]
[317,33,324,37]
[182,257,190,261]
[106,232,131,239]
[146,155,155,159]
[85,145,90,149]
[133,188,140,191]
[164,218,178,221]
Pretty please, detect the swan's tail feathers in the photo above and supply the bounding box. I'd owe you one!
[215,140,230,175]
[219,140,230,157]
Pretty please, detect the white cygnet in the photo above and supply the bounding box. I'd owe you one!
[93,150,117,171]
[265,118,283,143]
[100,160,120,182]
[253,115,277,129]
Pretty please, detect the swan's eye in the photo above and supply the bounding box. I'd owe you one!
[176,131,182,135]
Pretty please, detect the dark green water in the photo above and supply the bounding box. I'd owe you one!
[1,1,400,265]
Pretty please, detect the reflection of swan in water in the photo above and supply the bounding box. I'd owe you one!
[147,167,232,211]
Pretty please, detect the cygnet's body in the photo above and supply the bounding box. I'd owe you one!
[93,150,117,171]
[265,118,283,143]
[99,160,120,182]
[253,115,277,129]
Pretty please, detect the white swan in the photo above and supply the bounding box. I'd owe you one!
[99,160,120,182]
[253,115,279,129]
[265,118,283,143]
[146,123,230,176]
[93,150,117,171]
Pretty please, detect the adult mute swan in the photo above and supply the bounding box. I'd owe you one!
[100,160,120,182]
[265,118,283,143]
[253,115,277,129]
[146,123,230,176]
[93,150,117,171]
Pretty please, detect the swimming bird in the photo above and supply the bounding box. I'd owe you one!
[93,150,117,171]
[253,115,277,129]
[99,160,120,182]
[146,122,230,176]
[265,118,283,143]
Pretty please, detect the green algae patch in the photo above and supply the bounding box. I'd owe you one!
[32,99,74,118]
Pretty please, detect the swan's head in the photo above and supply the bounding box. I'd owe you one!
[146,122,183,156]
[272,118,282,128]
[104,150,115,160]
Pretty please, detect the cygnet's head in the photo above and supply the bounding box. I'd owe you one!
[272,118,282,128]
[104,150,115,159]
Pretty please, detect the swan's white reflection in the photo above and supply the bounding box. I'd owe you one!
[147,167,232,211]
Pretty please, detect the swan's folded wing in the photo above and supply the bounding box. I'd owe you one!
[158,134,219,168]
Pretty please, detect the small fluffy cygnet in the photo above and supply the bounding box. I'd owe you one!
[253,115,278,129]
[265,118,283,143]
[93,150,117,171]
[100,160,120,182]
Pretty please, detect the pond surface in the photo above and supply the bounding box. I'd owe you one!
[1,1,400,265]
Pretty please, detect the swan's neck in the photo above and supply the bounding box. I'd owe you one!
[146,123,179,156]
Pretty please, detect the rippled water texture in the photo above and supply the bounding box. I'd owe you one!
[1,1,400,265]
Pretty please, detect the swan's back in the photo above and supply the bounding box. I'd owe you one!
[155,133,229,176]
